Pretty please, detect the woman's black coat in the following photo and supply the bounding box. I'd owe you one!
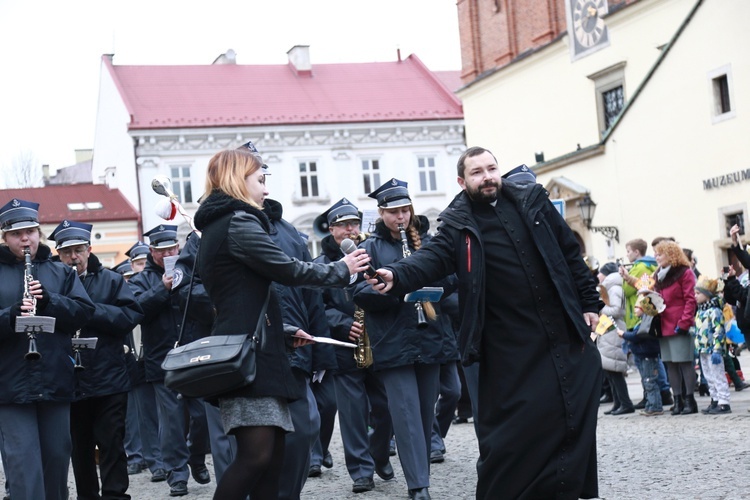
[194,192,351,401]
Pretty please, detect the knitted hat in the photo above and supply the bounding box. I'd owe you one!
[599,262,619,276]
[695,276,719,299]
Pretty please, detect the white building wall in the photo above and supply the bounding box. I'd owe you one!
[91,59,140,214]
[517,0,750,274]
[459,0,696,167]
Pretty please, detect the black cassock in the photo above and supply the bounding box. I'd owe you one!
[472,196,600,500]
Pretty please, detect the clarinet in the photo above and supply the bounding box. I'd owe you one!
[70,262,87,371]
[398,225,428,329]
[22,247,41,360]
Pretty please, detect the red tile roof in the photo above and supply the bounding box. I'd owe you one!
[104,54,463,130]
[0,184,139,224]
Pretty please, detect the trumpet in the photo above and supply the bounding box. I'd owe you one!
[22,247,41,360]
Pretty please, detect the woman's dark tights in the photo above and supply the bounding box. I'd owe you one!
[212,425,285,500]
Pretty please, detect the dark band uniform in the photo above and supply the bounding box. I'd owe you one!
[49,220,144,500]
[127,225,206,493]
[314,223,392,488]
[0,199,95,500]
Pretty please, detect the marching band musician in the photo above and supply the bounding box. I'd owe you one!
[127,225,210,497]
[312,198,393,494]
[0,199,94,500]
[126,240,149,274]
[353,180,457,500]
[50,220,144,500]
[120,242,167,483]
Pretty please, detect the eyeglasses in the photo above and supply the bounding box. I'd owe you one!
[58,245,90,257]
[330,221,360,228]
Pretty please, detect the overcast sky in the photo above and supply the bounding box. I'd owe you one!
[0,0,461,185]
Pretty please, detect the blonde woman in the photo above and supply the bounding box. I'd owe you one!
[193,148,369,499]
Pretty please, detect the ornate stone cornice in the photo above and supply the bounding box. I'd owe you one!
[132,121,465,157]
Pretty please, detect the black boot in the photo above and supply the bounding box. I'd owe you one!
[671,395,684,415]
[681,394,698,414]
[661,390,674,406]
[634,397,647,410]
[698,383,709,396]
[701,400,718,414]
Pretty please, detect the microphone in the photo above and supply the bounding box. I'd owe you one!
[340,238,385,285]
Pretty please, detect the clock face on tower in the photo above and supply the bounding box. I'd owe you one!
[568,0,610,59]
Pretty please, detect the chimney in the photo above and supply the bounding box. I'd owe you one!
[42,164,50,185]
[287,45,312,76]
[212,49,237,65]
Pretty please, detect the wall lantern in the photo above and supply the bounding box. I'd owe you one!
[578,194,620,243]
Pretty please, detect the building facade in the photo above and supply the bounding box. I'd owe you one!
[92,47,465,253]
[456,0,749,273]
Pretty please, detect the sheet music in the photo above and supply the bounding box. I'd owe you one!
[292,334,356,349]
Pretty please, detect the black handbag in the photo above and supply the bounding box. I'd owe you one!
[161,243,269,399]
[635,314,662,339]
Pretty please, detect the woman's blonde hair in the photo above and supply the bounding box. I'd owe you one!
[204,149,263,208]
[654,240,691,268]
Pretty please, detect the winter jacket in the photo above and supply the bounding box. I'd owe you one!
[313,234,360,373]
[694,297,726,355]
[597,273,628,373]
[0,244,94,404]
[354,221,457,370]
[129,252,204,382]
[193,191,350,400]
[386,182,603,365]
[264,199,336,376]
[653,265,697,337]
[74,253,143,400]
[622,257,657,329]
[725,243,750,336]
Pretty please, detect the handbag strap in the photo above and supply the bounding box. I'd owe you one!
[174,245,200,348]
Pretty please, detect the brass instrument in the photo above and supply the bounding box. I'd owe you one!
[22,247,41,360]
[348,232,373,368]
[398,225,428,329]
[353,306,373,368]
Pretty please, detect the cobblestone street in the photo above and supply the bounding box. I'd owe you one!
[3,370,749,499]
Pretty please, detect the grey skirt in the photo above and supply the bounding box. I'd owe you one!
[219,396,294,434]
[659,334,694,363]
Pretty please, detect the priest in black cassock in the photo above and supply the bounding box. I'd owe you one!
[368,147,603,499]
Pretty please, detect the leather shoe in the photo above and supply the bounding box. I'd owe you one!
[190,464,211,484]
[322,450,333,468]
[375,460,394,480]
[633,399,646,410]
[429,449,444,464]
[599,394,613,404]
[603,406,619,415]
[150,468,167,482]
[169,481,188,497]
[352,477,375,493]
[610,407,635,416]
[452,416,469,424]
[127,462,145,475]
[409,487,431,499]
[308,464,322,478]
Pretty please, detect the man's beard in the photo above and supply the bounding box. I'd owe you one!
[466,180,500,203]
